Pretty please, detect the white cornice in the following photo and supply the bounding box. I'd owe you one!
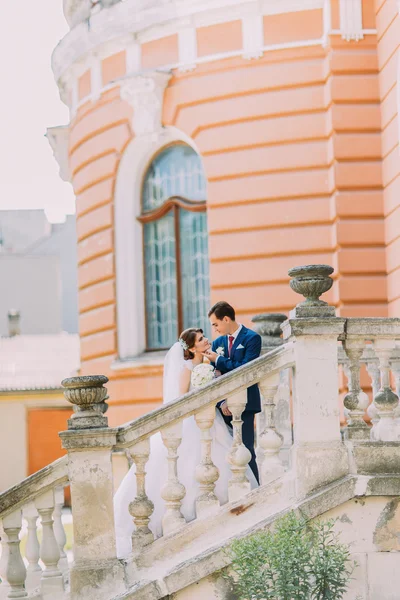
[46,126,71,182]
[52,0,325,82]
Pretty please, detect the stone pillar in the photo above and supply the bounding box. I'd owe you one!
[284,265,348,498]
[59,376,125,600]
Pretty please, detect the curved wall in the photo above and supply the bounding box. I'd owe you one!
[54,0,389,422]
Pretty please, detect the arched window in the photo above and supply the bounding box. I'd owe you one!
[139,144,210,350]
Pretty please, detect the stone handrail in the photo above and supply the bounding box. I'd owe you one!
[0,457,69,598]
[115,342,295,447]
[0,456,68,519]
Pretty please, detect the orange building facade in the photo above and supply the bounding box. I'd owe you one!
[51,0,400,425]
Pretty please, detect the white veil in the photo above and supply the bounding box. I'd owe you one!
[163,341,186,404]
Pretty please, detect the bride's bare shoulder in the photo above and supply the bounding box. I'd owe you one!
[184,360,194,371]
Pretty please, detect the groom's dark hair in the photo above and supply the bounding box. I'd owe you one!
[208,301,235,321]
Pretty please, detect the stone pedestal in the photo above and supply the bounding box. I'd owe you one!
[284,264,349,498]
[59,376,126,600]
[283,318,349,498]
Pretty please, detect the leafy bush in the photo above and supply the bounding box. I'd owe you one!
[227,512,354,600]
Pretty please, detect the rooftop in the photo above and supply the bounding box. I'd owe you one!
[0,333,80,392]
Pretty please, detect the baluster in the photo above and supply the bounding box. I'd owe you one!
[53,488,68,574]
[128,439,154,552]
[366,359,380,440]
[194,406,220,518]
[389,359,400,438]
[0,523,11,596]
[35,490,64,596]
[227,390,251,502]
[258,373,285,485]
[276,368,293,458]
[373,340,399,441]
[161,422,186,535]
[343,341,370,440]
[2,510,27,598]
[22,503,42,590]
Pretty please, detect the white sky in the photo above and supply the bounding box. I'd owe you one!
[0,1,75,223]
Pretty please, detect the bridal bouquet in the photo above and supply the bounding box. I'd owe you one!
[191,363,215,388]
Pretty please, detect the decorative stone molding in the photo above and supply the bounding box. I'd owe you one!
[46,126,71,183]
[339,0,363,42]
[53,0,325,82]
[288,264,335,318]
[61,375,109,429]
[120,72,171,137]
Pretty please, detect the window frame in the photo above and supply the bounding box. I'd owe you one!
[114,126,207,363]
[139,144,207,351]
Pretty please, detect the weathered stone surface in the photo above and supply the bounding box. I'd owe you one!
[62,375,109,430]
[373,497,400,551]
[0,456,68,519]
[60,428,117,450]
[366,475,400,496]
[282,317,346,340]
[298,476,356,521]
[251,313,287,351]
[70,559,126,600]
[288,264,334,306]
[351,441,400,475]
[346,317,400,338]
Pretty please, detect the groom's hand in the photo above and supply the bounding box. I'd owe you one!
[220,401,232,417]
[203,349,218,362]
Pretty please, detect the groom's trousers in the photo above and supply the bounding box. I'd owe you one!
[218,409,259,484]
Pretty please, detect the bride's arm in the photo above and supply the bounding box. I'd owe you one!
[179,367,192,396]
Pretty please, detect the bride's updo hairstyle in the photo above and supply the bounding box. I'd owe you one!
[179,328,203,360]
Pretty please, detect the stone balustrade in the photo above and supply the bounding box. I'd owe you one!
[0,473,69,599]
[2,265,400,600]
[338,333,400,441]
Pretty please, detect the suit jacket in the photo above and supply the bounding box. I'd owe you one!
[212,325,262,413]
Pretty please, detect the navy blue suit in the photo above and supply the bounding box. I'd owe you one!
[212,326,262,482]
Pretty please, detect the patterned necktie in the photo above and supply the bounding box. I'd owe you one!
[228,335,234,357]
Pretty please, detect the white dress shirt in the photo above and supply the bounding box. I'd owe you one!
[216,324,242,365]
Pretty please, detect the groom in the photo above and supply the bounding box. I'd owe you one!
[204,301,262,483]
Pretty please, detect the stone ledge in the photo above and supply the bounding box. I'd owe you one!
[349,441,400,476]
[282,318,346,340]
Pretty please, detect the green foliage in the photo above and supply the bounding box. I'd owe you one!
[227,512,354,600]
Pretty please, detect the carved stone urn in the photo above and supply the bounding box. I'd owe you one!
[288,264,335,317]
[251,313,287,353]
[61,375,109,429]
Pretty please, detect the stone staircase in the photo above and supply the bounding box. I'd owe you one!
[2,265,400,599]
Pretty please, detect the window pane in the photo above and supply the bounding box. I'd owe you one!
[143,145,207,212]
[144,211,178,349]
[179,210,210,335]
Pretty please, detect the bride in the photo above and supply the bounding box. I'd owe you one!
[114,327,258,556]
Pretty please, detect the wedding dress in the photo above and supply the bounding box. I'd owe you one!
[114,342,258,557]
